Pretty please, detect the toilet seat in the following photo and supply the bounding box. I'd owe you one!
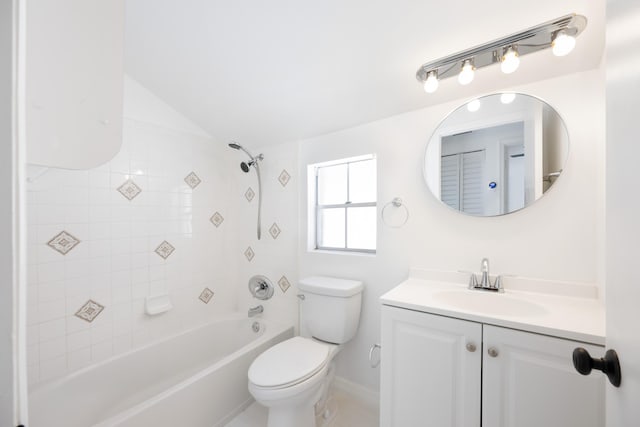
[248,337,330,389]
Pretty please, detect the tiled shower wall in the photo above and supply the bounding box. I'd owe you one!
[232,142,299,330]
[26,78,238,386]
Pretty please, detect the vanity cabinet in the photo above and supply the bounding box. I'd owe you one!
[380,305,605,427]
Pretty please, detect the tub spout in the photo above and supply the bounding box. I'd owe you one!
[248,305,263,317]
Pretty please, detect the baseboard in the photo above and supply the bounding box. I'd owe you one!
[332,376,380,410]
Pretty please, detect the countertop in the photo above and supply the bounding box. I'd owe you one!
[381,274,605,345]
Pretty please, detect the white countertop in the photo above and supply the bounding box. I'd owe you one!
[381,275,605,345]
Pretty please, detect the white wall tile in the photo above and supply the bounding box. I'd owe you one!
[38,299,66,323]
[67,347,92,371]
[27,80,237,387]
[66,329,91,352]
[38,318,66,342]
[39,355,67,382]
[40,336,66,361]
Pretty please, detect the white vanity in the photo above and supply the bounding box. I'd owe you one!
[380,270,605,427]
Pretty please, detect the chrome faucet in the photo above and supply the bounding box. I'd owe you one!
[468,258,503,292]
[248,305,264,317]
[480,258,490,288]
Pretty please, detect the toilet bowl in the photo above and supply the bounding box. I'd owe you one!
[248,337,339,427]
[247,276,363,427]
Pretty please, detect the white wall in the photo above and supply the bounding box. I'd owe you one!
[25,76,239,387]
[298,68,605,391]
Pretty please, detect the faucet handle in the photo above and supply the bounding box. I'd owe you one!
[468,273,479,289]
[493,275,505,292]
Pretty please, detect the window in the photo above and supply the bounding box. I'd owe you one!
[310,155,377,253]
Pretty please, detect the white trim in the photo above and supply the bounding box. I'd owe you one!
[332,376,380,411]
[311,153,376,169]
[13,0,28,423]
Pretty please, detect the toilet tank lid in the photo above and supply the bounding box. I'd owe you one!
[299,276,363,297]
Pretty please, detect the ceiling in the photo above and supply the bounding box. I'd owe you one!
[125,0,605,147]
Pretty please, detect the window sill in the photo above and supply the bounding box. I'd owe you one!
[309,249,376,257]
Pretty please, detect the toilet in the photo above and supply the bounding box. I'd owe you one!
[248,276,364,427]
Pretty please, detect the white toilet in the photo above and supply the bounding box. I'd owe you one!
[248,276,363,427]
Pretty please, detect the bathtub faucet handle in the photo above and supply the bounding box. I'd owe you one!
[248,305,264,317]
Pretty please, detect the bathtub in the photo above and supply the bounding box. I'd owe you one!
[29,315,293,427]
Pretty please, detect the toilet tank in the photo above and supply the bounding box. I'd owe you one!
[298,276,364,344]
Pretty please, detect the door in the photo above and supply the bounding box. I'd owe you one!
[380,306,481,427]
[482,325,605,427]
[605,0,640,424]
[1,0,27,425]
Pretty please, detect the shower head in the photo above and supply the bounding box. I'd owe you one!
[228,142,256,160]
[228,142,264,171]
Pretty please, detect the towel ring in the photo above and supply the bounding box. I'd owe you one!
[381,197,409,228]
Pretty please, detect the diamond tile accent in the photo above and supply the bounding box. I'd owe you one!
[199,287,214,304]
[245,187,255,202]
[74,300,105,323]
[210,212,224,228]
[184,172,202,189]
[278,276,291,293]
[117,179,142,201]
[47,231,81,255]
[155,240,175,259]
[278,169,291,187]
[269,222,281,239]
[244,246,255,262]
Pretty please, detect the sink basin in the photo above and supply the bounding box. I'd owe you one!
[433,290,548,317]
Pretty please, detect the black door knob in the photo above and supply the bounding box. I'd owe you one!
[572,347,621,387]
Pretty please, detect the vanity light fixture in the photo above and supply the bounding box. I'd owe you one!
[500,46,520,74]
[423,70,439,93]
[552,30,577,56]
[458,60,475,85]
[416,13,587,93]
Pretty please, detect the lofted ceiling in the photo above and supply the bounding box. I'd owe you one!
[125,0,605,146]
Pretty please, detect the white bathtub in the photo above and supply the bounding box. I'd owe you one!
[29,315,293,427]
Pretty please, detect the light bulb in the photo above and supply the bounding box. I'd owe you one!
[500,46,520,74]
[500,93,516,104]
[552,30,576,56]
[467,99,481,112]
[423,71,439,93]
[458,60,475,85]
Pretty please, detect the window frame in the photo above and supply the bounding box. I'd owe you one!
[314,156,377,254]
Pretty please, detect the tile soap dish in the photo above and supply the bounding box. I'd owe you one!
[145,295,173,316]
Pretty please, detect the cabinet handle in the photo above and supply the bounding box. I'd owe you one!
[488,347,499,358]
[369,343,381,368]
[465,342,477,352]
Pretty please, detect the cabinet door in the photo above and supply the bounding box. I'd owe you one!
[380,306,482,427]
[482,325,605,427]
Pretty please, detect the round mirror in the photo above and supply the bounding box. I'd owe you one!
[424,93,568,216]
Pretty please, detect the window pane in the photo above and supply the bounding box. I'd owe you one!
[349,159,376,203]
[317,164,347,205]
[318,208,345,248]
[347,206,376,250]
